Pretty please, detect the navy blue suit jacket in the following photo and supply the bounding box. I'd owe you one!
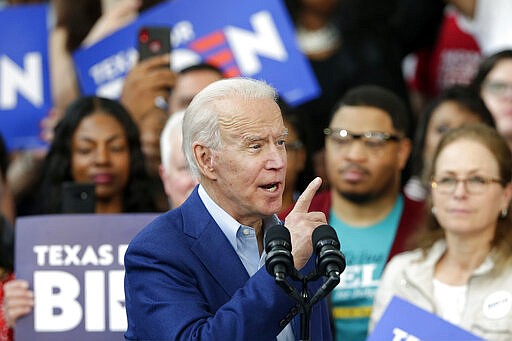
[124,187,332,340]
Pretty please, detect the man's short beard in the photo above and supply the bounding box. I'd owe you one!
[337,189,376,204]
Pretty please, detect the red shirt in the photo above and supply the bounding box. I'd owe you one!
[278,191,426,262]
[0,272,14,341]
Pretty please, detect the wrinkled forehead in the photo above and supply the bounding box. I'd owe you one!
[216,97,285,135]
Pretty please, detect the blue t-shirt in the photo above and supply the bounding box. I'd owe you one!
[330,195,404,341]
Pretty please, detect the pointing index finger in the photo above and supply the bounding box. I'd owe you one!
[291,177,322,214]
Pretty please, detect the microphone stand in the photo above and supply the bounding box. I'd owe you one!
[299,276,311,341]
[265,224,344,340]
[273,270,341,341]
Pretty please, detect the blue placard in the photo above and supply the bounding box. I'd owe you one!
[14,213,159,340]
[367,296,483,341]
[73,0,319,106]
[0,4,52,151]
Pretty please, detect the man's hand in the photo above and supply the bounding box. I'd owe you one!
[284,177,327,270]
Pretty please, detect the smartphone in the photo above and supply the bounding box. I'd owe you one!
[137,26,172,61]
[61,182,96,214]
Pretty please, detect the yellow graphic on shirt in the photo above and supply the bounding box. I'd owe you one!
[333,306,372,319]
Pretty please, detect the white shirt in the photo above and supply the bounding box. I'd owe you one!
[433,279,468,325]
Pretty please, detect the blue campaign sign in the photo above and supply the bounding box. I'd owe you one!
[367,296,483,341]
[0,4,52,151]
[73,0,319,106]
[14,213,159,340]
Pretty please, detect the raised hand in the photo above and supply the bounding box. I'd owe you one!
[120,54,175,122]
[284,177,327,269]
[82,0,141,47]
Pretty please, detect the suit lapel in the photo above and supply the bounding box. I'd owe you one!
[182,187,249,297]
[192,220,249,297]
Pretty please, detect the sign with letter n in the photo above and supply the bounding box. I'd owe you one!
[73,0,319,106]
[0,4,52,151]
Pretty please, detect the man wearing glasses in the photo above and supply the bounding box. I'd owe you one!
[296,85,425,341]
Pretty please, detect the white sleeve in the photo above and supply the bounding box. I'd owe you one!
[458,0,512,55]
[368,255,406,333]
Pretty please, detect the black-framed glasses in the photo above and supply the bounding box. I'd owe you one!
[431,175,503,194]
[323,128,402,149]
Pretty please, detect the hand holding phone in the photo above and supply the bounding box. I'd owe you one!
[121,26,175,118]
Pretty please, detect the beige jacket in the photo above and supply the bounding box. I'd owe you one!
[369,240,512,340]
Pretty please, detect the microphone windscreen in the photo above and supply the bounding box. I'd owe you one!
[264,225,291,251]
[312,224,339,247]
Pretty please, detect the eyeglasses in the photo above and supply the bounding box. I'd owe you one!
[323,128,402,149]
[482,81,512,98]
[431,175,503,194]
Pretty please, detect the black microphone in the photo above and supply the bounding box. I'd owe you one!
[312,225,346,278]
[264,225,294,280]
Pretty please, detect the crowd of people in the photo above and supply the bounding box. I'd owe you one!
[1,0,512,340]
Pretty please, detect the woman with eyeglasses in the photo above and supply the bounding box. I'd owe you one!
[369,124,512,340]
[471,50,512,150]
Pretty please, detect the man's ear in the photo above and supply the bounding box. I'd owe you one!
[397,137,412,171]
[193,142,216,180]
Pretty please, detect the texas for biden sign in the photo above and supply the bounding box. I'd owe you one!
[73,0,318,106]
[14,213,158,340]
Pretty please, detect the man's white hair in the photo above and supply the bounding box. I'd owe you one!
[182,77,277,178]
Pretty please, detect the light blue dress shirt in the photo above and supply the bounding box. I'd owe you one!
[198,185,295,341]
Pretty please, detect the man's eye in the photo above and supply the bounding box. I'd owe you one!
[278,139,286,146]
[364,138,385,148]
[332,137,351,145]
[249,144,261,150]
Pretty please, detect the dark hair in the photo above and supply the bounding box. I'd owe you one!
[0,133,8,182]
[471,49,512,91]
[0,133,13,272]
[410,85,495,178]
[0,215,14,272]
[278,98,312,193]
[55,0,102,51]
[419,124,512,270]
[40,96,156,213]
[178,63,224,77]
[330,85,412,137]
